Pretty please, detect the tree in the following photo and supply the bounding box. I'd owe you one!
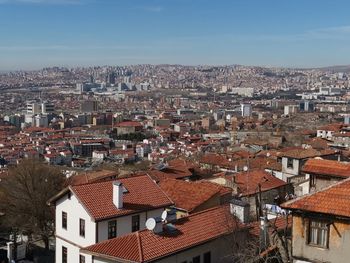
[0,159,65,250]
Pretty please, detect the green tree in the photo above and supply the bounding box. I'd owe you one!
[0,159,65,250]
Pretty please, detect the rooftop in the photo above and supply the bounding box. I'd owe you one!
[82,205,241,262]
[302,158,350,178]
[281,178,350,218]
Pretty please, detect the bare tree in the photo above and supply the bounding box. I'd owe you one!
[222,208,290,263]
[0,159,65,250]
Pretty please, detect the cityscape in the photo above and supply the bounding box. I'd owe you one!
[1,1,350,263]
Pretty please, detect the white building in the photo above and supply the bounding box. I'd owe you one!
[241,103,252,117]
[81,205,242,263]
[49,175,173,263]
[284,105,298,116]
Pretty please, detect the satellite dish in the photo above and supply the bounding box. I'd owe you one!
[145,218,156,231]
[161,210,168,221]
[243,166,248,172]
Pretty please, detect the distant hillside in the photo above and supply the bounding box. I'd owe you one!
[315,65,350,72]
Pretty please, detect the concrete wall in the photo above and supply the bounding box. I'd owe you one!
[311,174,342,193]
[282,157,300,178]
[292,214,350,263]
[97,208,164,242]
[55,193,96,263]
[56,237,92,263]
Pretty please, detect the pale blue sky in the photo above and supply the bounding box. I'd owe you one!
[1,0,350,70]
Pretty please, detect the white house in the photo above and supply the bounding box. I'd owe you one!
[49,174,173,263]
[81,205,244,263]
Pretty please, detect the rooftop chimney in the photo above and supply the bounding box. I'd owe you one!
[113,181,123,209]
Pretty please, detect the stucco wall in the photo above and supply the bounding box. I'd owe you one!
[292,214,350,263]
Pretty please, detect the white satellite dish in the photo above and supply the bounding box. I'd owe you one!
[145,218,156,231]
[161,210,168,221]
[243,166,248,172]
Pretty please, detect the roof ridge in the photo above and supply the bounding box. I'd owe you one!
[136,231,144,262]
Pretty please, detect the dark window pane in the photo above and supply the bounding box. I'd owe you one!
[193,256,200,263]
[62,246,67,263]
[80,219,85,237]
[132,215,140,232]
[108,220,117,239]
[62,212,67,230]
[204,252,211,263]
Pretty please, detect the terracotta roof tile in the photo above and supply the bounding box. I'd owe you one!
[280,148,337,159]
[234,170,288,196]
[281,178,350,218]
[71,175,173,221]
[159,179,221,212]
[82,205,241,262]
[302,158,350,178]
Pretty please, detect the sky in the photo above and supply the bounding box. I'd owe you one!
[1,0,350,70]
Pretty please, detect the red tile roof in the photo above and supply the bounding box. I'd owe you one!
[67,170,118,186]
[281,178,350,218]
[199,153,231,167]
[70,175,173,221]
[302,158,350,178]
[82,205,241,262]
[115,121,143,127]
[147,159,195,182]
[159,179,221,212]
[234,170,288,196]
[280,148,337,159]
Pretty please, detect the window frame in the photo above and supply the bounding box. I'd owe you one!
[62,211,67,230]
[287,158,293,169]
[79,218,85,238]
[62,246,67,263]
[108,220,117,239]
[132,215,140,232]
[192,255,200,263]
[79,254,85,263]
[308,219,330,248]
[203,251,211,263]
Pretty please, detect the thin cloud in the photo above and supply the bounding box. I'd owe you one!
[132,5,164,13]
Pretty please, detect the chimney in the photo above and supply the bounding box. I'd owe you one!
[113,181,123,209]
[230,199,250,223]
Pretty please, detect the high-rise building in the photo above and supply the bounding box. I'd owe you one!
[241,103,252,117]
[299,100,314,112]
[26,102,42,114]
[41,102,55,114]
[26,101,55,114]
[81,100,99,113]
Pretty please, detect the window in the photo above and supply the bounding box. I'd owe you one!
[108,220,117,239]
[79,219,85,237]
[192,256,200,263]
[132,215,140,232]
[62,212,67,230]
[204,252,211,263]
[287,158,293,169]
[310,175,316,188]
[79,255,85,263]
[308,219,329,248]
[62,246,67,263]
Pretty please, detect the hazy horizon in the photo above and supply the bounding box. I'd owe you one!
[1,0,350,70]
